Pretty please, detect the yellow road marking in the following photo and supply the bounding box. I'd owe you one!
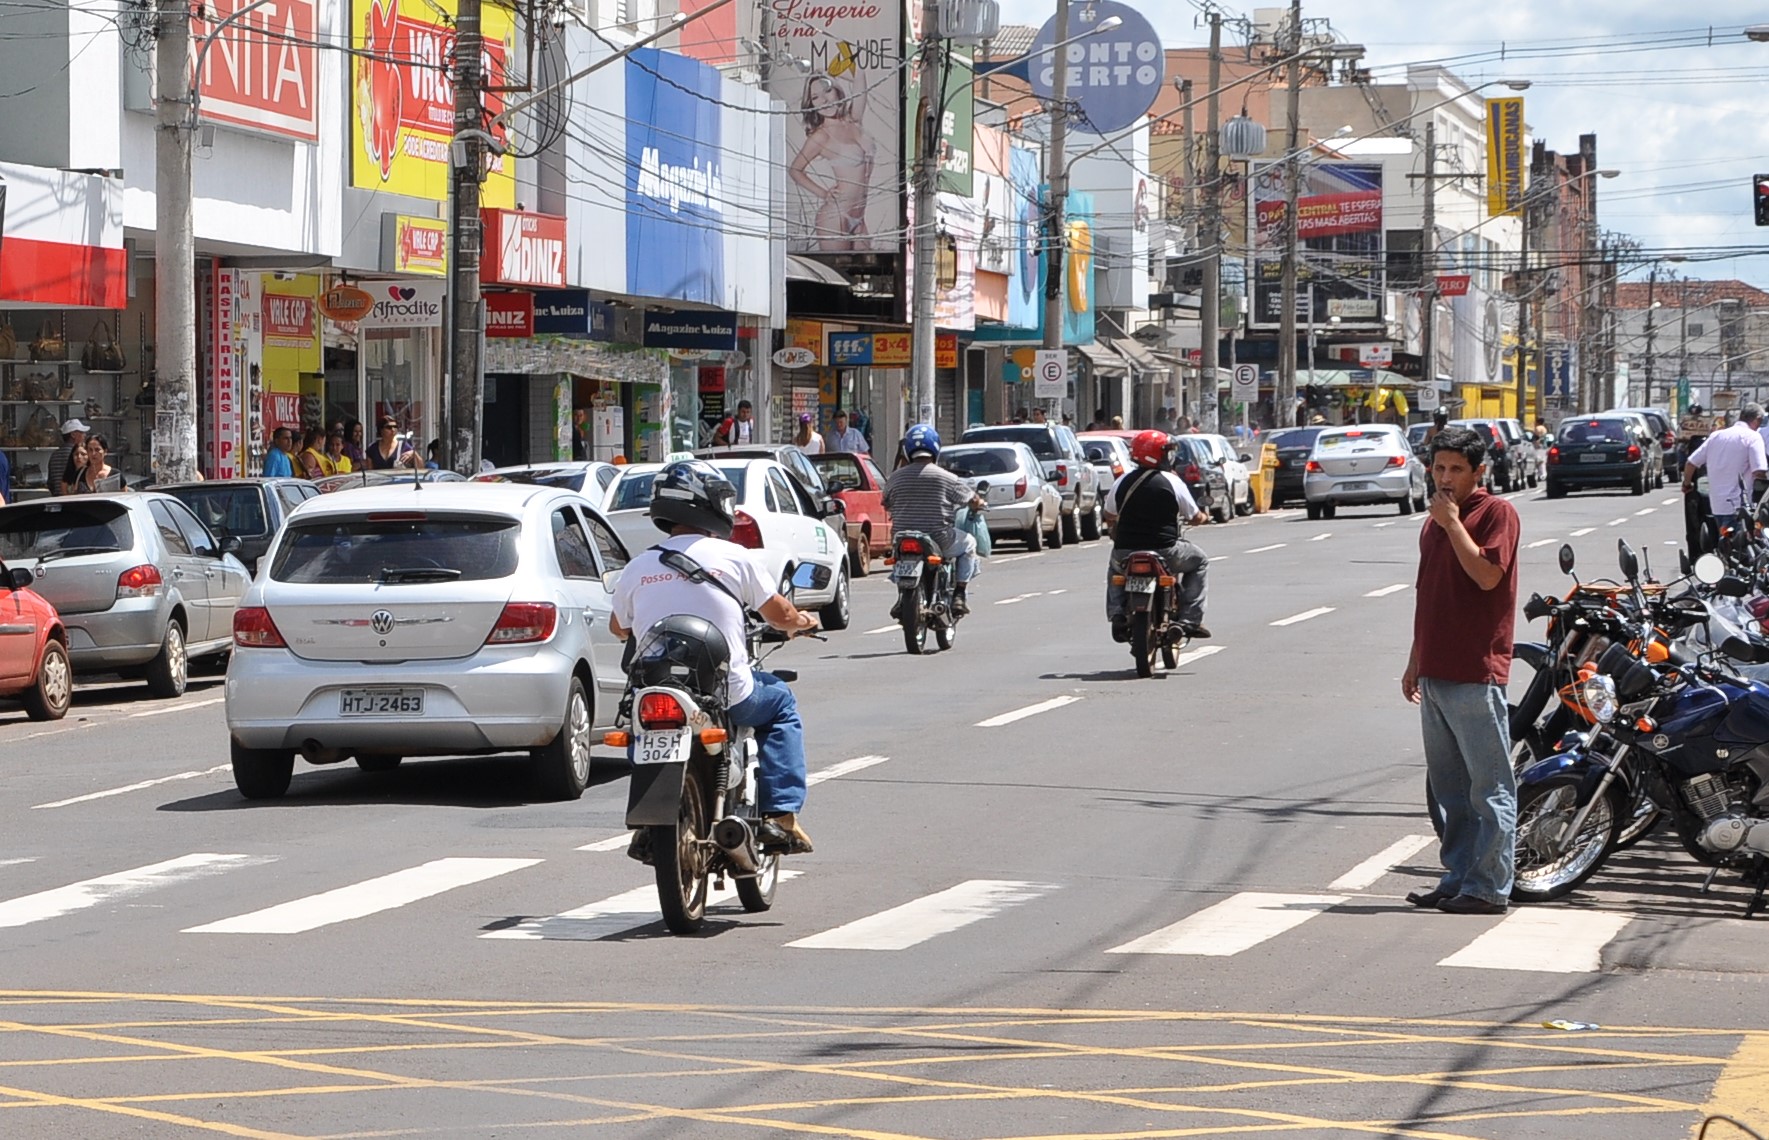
[1694,1030,1769,1136]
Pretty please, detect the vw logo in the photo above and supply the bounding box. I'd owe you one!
[370,610,395,635]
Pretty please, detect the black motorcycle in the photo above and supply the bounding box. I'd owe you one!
[1113,550,1189,678]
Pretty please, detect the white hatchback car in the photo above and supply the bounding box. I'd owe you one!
[224,484,632,801]
[602,458,852,630]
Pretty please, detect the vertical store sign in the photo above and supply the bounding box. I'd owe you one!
[191,0,320,140]
[1485,97,1526,218]
[349,0,516,206]
[626,48,726,305]
[211,269,242,479]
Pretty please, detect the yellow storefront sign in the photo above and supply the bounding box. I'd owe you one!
[1485,97,1525,218]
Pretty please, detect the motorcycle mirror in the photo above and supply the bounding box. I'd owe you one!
[1693,553,1727,585]
[1718,576,1752,598]
[1617,539,1640,582]
[790,563,832,593]
[1680,551,1693,577]
[1558,543,1576,577]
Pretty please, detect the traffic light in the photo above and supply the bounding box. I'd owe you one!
[1755,174,1769,226]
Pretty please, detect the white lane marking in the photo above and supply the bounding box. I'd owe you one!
[127,695,226,719]
[1662,497,1681,506]
[1364,584,1409,598]
[1172,645,1224,667]
[1634,508,1655,516]
[1244,543,1286,554]
[32,764,232,810]
[186,857,541,935]
[8,721,96,743]
[1309,532,1332,542]
[990,553,1039,564]
[995,592,1044,606]
[788,880,1059,951]
[1570,527,1596,537]
[975,695,1081,728]
[1271,607,1335,627]
[1327,835,1436,891]
[0,854,268,929]
[1438,909,1635,973]
[1373,521,1399,529]
[0,858,38,868]
[576,833,635,853]
[864,625,899,635]
[1607,517,1628,527]
[487,872,806,941]
[1209,556,1230,563]
[1048,588,1068,595]
[1108,892,1346,956]
[1526,539,1559,549]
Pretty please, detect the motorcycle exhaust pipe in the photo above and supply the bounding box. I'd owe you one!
[712,816,760,873]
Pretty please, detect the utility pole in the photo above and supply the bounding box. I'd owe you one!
[1040,0,1073,418]
[1178,79,1196,423]
[1643,263,1658,409]
[153,0,197,483]
[1514,186,1532,424]
[1276,0,1303,428]
[1417,119,1437,412]
[910,0,942,428]
[1200,10,1222,432]
[449,0,486,474]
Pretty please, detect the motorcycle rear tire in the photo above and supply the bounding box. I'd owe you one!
[935,613,957,651]
[1512,773,1622,902]
[1130,613,1153,678]
[736,852,781,912]
[1160,636,1178,670]
[652,768,710,935]
[901,593,927,655]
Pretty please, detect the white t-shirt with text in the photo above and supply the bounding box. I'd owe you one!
[611,534,775,704]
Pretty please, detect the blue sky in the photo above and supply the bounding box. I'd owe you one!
[994,0,1769,287]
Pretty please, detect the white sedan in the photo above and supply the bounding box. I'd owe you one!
[603,458,852,630]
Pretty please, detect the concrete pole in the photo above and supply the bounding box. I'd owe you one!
[1515,193,1531,423]
[1276,0,1303,428]
[449,0,485,473]
[1200,11,1222,432]
[1419,118,1437,412]
[1643,264,1658,408]
[1178,80,1195,423]
[1040,0,1072,417]
[909,0,940,427]
[153,0,198,483]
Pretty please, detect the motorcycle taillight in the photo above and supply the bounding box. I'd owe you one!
[638,692,688,730]
[1126,555,1161,576]
[898,536,925,556]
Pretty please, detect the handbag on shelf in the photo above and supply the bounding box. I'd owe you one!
[81,319,127,372]
[20,406,58,447]
[21,374,50,402]
[28,319,65,363]
[4,374,21,400]
[0,315,16,360]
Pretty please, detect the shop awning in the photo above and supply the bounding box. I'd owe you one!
[1300,367,1419,389]
[1074,343,1128,377]
[785,255,851,287]
[1109,337,1166,374]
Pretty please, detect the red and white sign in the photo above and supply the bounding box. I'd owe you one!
[1356,343,1394,367]
[263,392,302,433]
[0,162,125,308]
[481,209,568,288]
[484,291,535,338]
[192,0,320,141]
[262,292,316,349]
[208,268,243,479]
[1435,274,1471,297]
[1257,190,1384,240]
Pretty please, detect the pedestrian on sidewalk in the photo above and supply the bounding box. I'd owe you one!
[1402,425,1520,916]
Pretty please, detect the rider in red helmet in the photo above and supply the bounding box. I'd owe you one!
[1103,430,1211,643]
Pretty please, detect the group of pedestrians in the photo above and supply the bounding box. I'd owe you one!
[47,418,120,496]
[262,416,422,479]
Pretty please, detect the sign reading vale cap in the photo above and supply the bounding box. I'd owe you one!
[1028,1,1164,135]
[641,310,738,351]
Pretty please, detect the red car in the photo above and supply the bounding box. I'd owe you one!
[0,562,71,720]
[809,452,893,576]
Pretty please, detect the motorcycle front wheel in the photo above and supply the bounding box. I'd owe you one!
[1512,774,1622,902]
[652,768,710,934]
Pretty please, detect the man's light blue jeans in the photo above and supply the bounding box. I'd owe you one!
[1420,677,1516,905]
[727,671,807,814]
[943,532,979,584]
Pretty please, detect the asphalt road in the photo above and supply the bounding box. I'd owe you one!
[1,482,1766,1140]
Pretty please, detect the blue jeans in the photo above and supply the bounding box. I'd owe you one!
[944,532,979,584]
[727,671,807,814]
[1420,677,1517,904]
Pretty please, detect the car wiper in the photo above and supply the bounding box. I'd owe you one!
[378,566,463,583]
[33,546,120,562]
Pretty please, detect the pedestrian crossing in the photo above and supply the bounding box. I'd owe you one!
[0,840,1725,974]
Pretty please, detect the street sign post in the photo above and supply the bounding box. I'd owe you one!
[1231,363,1259,403]
[1033,349,1068,399]
[1416,385,1440,412]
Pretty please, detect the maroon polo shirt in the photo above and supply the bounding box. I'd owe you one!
[1413,488,1520,685]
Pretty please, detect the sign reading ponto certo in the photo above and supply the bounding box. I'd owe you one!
[1027,1,1164,135]
[772,347,817,369]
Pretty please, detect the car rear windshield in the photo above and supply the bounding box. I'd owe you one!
[0,500,133,561]
[940,448,1017,477]
[1267,428,1324,450]
[810,455,864,490]
[963,426,1058,459]
[166,486,268,537]
[269,515,521,583]
[1559,420,1630,444]
[1317,429,1400,452]
[488,468,588,491]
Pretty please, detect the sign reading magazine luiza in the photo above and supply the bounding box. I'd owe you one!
[641,310,738,351]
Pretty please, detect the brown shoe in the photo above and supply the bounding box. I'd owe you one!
[761,812,814,854]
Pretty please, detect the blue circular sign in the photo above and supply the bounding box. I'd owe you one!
[1027,1,1164,135]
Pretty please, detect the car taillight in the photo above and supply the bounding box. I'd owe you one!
[1056,462,1069,486]
[1662,431,1676,449]
[1627,444,1641,461]
[1305,460,1323,474]
[1112,461,1124,476]
[638,691,687,730]
[232,606,286,648]
[484,602,557,645]
[116,564,162,599]
[1385,455,1406,468]
[1548,446,1560,464]
[730,509,763,549]
[898,536,926,556]
[1183,463,1202,481]
[1015,476,1028,498]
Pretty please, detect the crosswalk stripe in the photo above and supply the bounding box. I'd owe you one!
[1328,835,1436,891]
[484,871,806,941]
[1437,908,1634,973]
[185,857,541,935]
[0,854,268,930]
[1106,892,1346,956]
[787,880,1059,950]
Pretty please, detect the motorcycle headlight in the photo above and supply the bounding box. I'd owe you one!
[1579,674,1619,724]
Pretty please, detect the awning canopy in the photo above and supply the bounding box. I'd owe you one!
[1299,367,1418,388]
[1074,343,1127,377]
[1109,337,1166,374]
[785,254,851,287]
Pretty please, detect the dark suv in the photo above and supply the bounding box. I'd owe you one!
[1447,419,1524,492]
[1261,427,1325,508]
[1168,435,1230,519]
[1545,416,1651,497]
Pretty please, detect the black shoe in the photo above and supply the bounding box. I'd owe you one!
[1182,623,1212,639]
[1437,894,1508,915]
[1405,888,1450,909]
[1110,617,1129,643]
[889,599,902,621]
[952,591,970,617]
[625,830,654,866]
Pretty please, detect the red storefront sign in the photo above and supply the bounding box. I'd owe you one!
[1435,274,1471,297]
[192,0,319,141]
[0,162,126,308]
[264,393,302,432]
[935,332,958,369]
[208,268,242,479]
[1256,191,1383,239]
[262,292,316,349]
[481,209,568,287]
[484,291,535,338]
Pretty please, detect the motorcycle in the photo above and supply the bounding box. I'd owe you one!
[889,493,985,655]
[612,562,829,935]
[1112,549,1190,678]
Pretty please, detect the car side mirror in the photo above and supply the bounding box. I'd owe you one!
[220,535,243,555]
[821,498,845,518]
[790,563,831,593]
[6,566,31,590]
[1238,453,1253,463]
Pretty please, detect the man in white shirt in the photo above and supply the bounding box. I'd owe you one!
[826,409,869,453]
[1684,403,1767,517]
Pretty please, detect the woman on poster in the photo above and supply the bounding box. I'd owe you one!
[788,74,877,252]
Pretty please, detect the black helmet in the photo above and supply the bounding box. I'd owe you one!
[649,459,736,538]
[1432,407,1449,426]
[631,614,731,695]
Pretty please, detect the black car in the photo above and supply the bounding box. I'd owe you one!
[160,477,319,575]
[1261,427,1325,508]
[1169,436,1229,519]
[1545,417,1649,498]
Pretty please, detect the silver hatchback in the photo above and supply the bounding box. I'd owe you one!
[0,493,251,697]
[938,442,1063,551]
[1302,425,1428,520]
[223,484,631,801]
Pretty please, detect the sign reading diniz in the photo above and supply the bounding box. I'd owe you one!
[262,293,316,349]
[317,282,375,323]
[482,209,568,288]
[192,0,319,141]
[484,292,534,338]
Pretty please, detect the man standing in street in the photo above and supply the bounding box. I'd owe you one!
[1685,401,1766,530]
[827,409,868,453]
[1402,426,1521,916]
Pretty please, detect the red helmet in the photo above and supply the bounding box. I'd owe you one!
[1130,430,1170,469]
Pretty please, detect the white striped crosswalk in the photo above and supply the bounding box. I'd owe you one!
[787,879,1060,950]
[185,857,542,935]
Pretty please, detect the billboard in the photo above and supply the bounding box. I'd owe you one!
[1485,97,1526,218]
[350,0,515,206]
[193,0,319,140]
[770,0,902,254]
[1027,0,1163,135]
[627,48,726,305]
[1249,161,1385,330]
